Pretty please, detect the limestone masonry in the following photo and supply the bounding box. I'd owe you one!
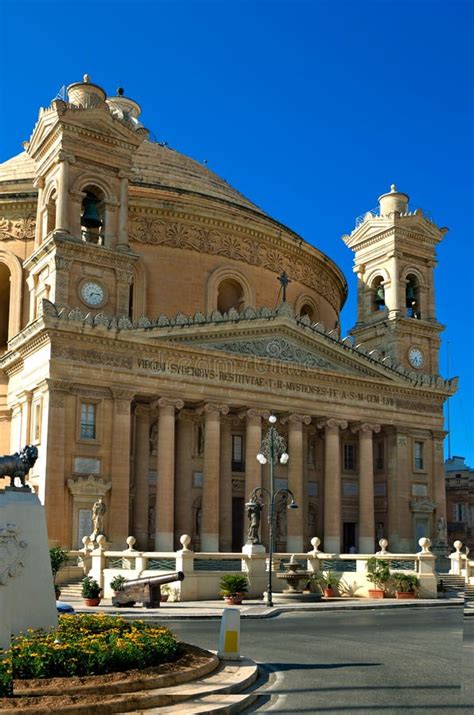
[0,75,456,553]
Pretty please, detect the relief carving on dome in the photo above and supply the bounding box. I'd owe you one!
[129,216,340,308]
[0,215,36,241]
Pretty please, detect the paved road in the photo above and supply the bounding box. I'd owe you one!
[166,607,472,713]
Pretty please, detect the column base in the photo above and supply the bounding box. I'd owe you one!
[201,533,219,552]
[323,536,340,553]
[286,536,304,553]
[155,532,174,551]
[358,536,376,554]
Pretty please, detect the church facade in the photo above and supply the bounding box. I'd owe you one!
[0,76,456,553]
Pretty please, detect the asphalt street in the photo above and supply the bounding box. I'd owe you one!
[166,606,472,714]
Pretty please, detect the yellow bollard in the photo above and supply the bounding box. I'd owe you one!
[217,607,241,660]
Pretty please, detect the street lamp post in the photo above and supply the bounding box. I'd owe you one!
[250,414,298,607]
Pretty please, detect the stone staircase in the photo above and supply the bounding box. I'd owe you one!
[57,580,83,602]
[437,575,465,595]
[465,584,474,604]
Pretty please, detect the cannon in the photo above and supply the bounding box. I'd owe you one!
[111,571,185,608]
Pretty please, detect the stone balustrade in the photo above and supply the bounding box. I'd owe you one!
[61,534,440,600]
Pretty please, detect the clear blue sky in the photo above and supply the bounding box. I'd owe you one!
[1,0,473,463]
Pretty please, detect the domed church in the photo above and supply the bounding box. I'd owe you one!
[0,75,456,553]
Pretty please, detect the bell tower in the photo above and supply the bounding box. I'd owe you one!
[23,75,148,319]
[342,185,447,375]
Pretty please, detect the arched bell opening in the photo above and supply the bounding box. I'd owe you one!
[45,191,57,237]
[371,276,386,312]
[406,274,421,319]
[299,303,315,322]
[0,262,11,353]
[217,278,245,314]
[81,186,105,245]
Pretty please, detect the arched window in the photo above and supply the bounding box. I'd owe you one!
[405,274,421,319]
[217,278,245,314]
[0,262,11,352]
[299,303,315,322]
[44,188,57,238]
[81,185,105,245]
[371,276,386,312]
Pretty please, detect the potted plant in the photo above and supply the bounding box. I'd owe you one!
[366,557,391,599]
[110,574,127,595]
[219,574,249,605]
[49,546,69,599]
[391,572,420,599]
[81,576,102,606]
[313,571,340,598]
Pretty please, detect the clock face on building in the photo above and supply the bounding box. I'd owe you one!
[80,281,105,307]
[408,347,424,369]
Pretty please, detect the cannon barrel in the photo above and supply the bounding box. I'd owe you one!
[120,571,184,590]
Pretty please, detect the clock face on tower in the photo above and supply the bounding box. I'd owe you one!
[80,281,105,307]
[408,346,424,369]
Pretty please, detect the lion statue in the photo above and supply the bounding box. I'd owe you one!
[0,445,39,487]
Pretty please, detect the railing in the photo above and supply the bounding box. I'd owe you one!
[62,534,439,601]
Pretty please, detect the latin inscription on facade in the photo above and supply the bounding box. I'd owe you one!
[135,357,438,413]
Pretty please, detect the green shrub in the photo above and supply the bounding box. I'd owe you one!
[366,557,391,590]
[391,572,420,593]
[81,576,101,598]
[3,614,181,683]
[219,574,249,597]
[110,574,127,591]
[0,654,13,697]
[49,547,69,584]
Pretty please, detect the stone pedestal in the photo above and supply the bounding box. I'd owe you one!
[0,488,58,650]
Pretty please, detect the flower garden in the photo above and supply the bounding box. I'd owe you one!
[0,614,181,698]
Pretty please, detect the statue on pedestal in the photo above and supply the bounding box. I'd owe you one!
[246,497,262,545]
[91,497,107,541]
[0,445,38,488]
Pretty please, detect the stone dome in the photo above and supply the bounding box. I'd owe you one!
[0,141,266,218]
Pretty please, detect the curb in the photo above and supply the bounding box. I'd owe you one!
[69,598,465,620]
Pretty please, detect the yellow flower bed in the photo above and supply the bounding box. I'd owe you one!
[0,614,181,695]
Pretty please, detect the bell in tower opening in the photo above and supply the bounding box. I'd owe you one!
[81,188,104,244]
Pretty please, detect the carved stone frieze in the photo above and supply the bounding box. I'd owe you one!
[53,344,133,369]
[128,215,340,309]
[67,474,111,498]
[0,214,36,241]
[47,378,71,407]
[0,523,28,585]
[199,336,353,373]
[409,498,437,514]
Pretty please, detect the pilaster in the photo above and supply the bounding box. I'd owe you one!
[108,388,134,547]
[132,404,150,549]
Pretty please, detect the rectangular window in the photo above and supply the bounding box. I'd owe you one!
[376,440,384,470]
[343,443,356,471]
[414,441,424,470]
[80,402,96,440]
[232,435,245,472]
[32,401,42,443]
[453,503,468,522]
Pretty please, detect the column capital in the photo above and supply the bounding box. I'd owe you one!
[118,169,131,180]
[177,408,198,422]
[15,390,33,404]
[237,407,269,421]
[57,150,75,164]
[134,403,150,417]
[197,402,229,416]
[431,429,447,440]
[157,397,184,411]
[111,387,135,402]
[33,176,45,190]
[351,422,381,434]
[317,418,347,430]
[281,413,311,426]
[47,378,71,407]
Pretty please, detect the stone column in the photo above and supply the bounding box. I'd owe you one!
[155,397,184,550]
[44,379,70,545]
[318,418,347,552]
[103,198,118,247]
[175,410,195,544]
[55,151,73,233]
[33,176,45,247]
[132,405,150,550]
[199,402,229,552]
[109,389,134,548]
[352,422,380,553]
[386,427,411,551]
[219,416,233,551]
[117,171,129,249]
[285,414,311,552]
[239,408,267,501]
[432,430,448,530]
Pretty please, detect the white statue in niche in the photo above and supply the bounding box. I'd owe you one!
[149,422,158,456]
